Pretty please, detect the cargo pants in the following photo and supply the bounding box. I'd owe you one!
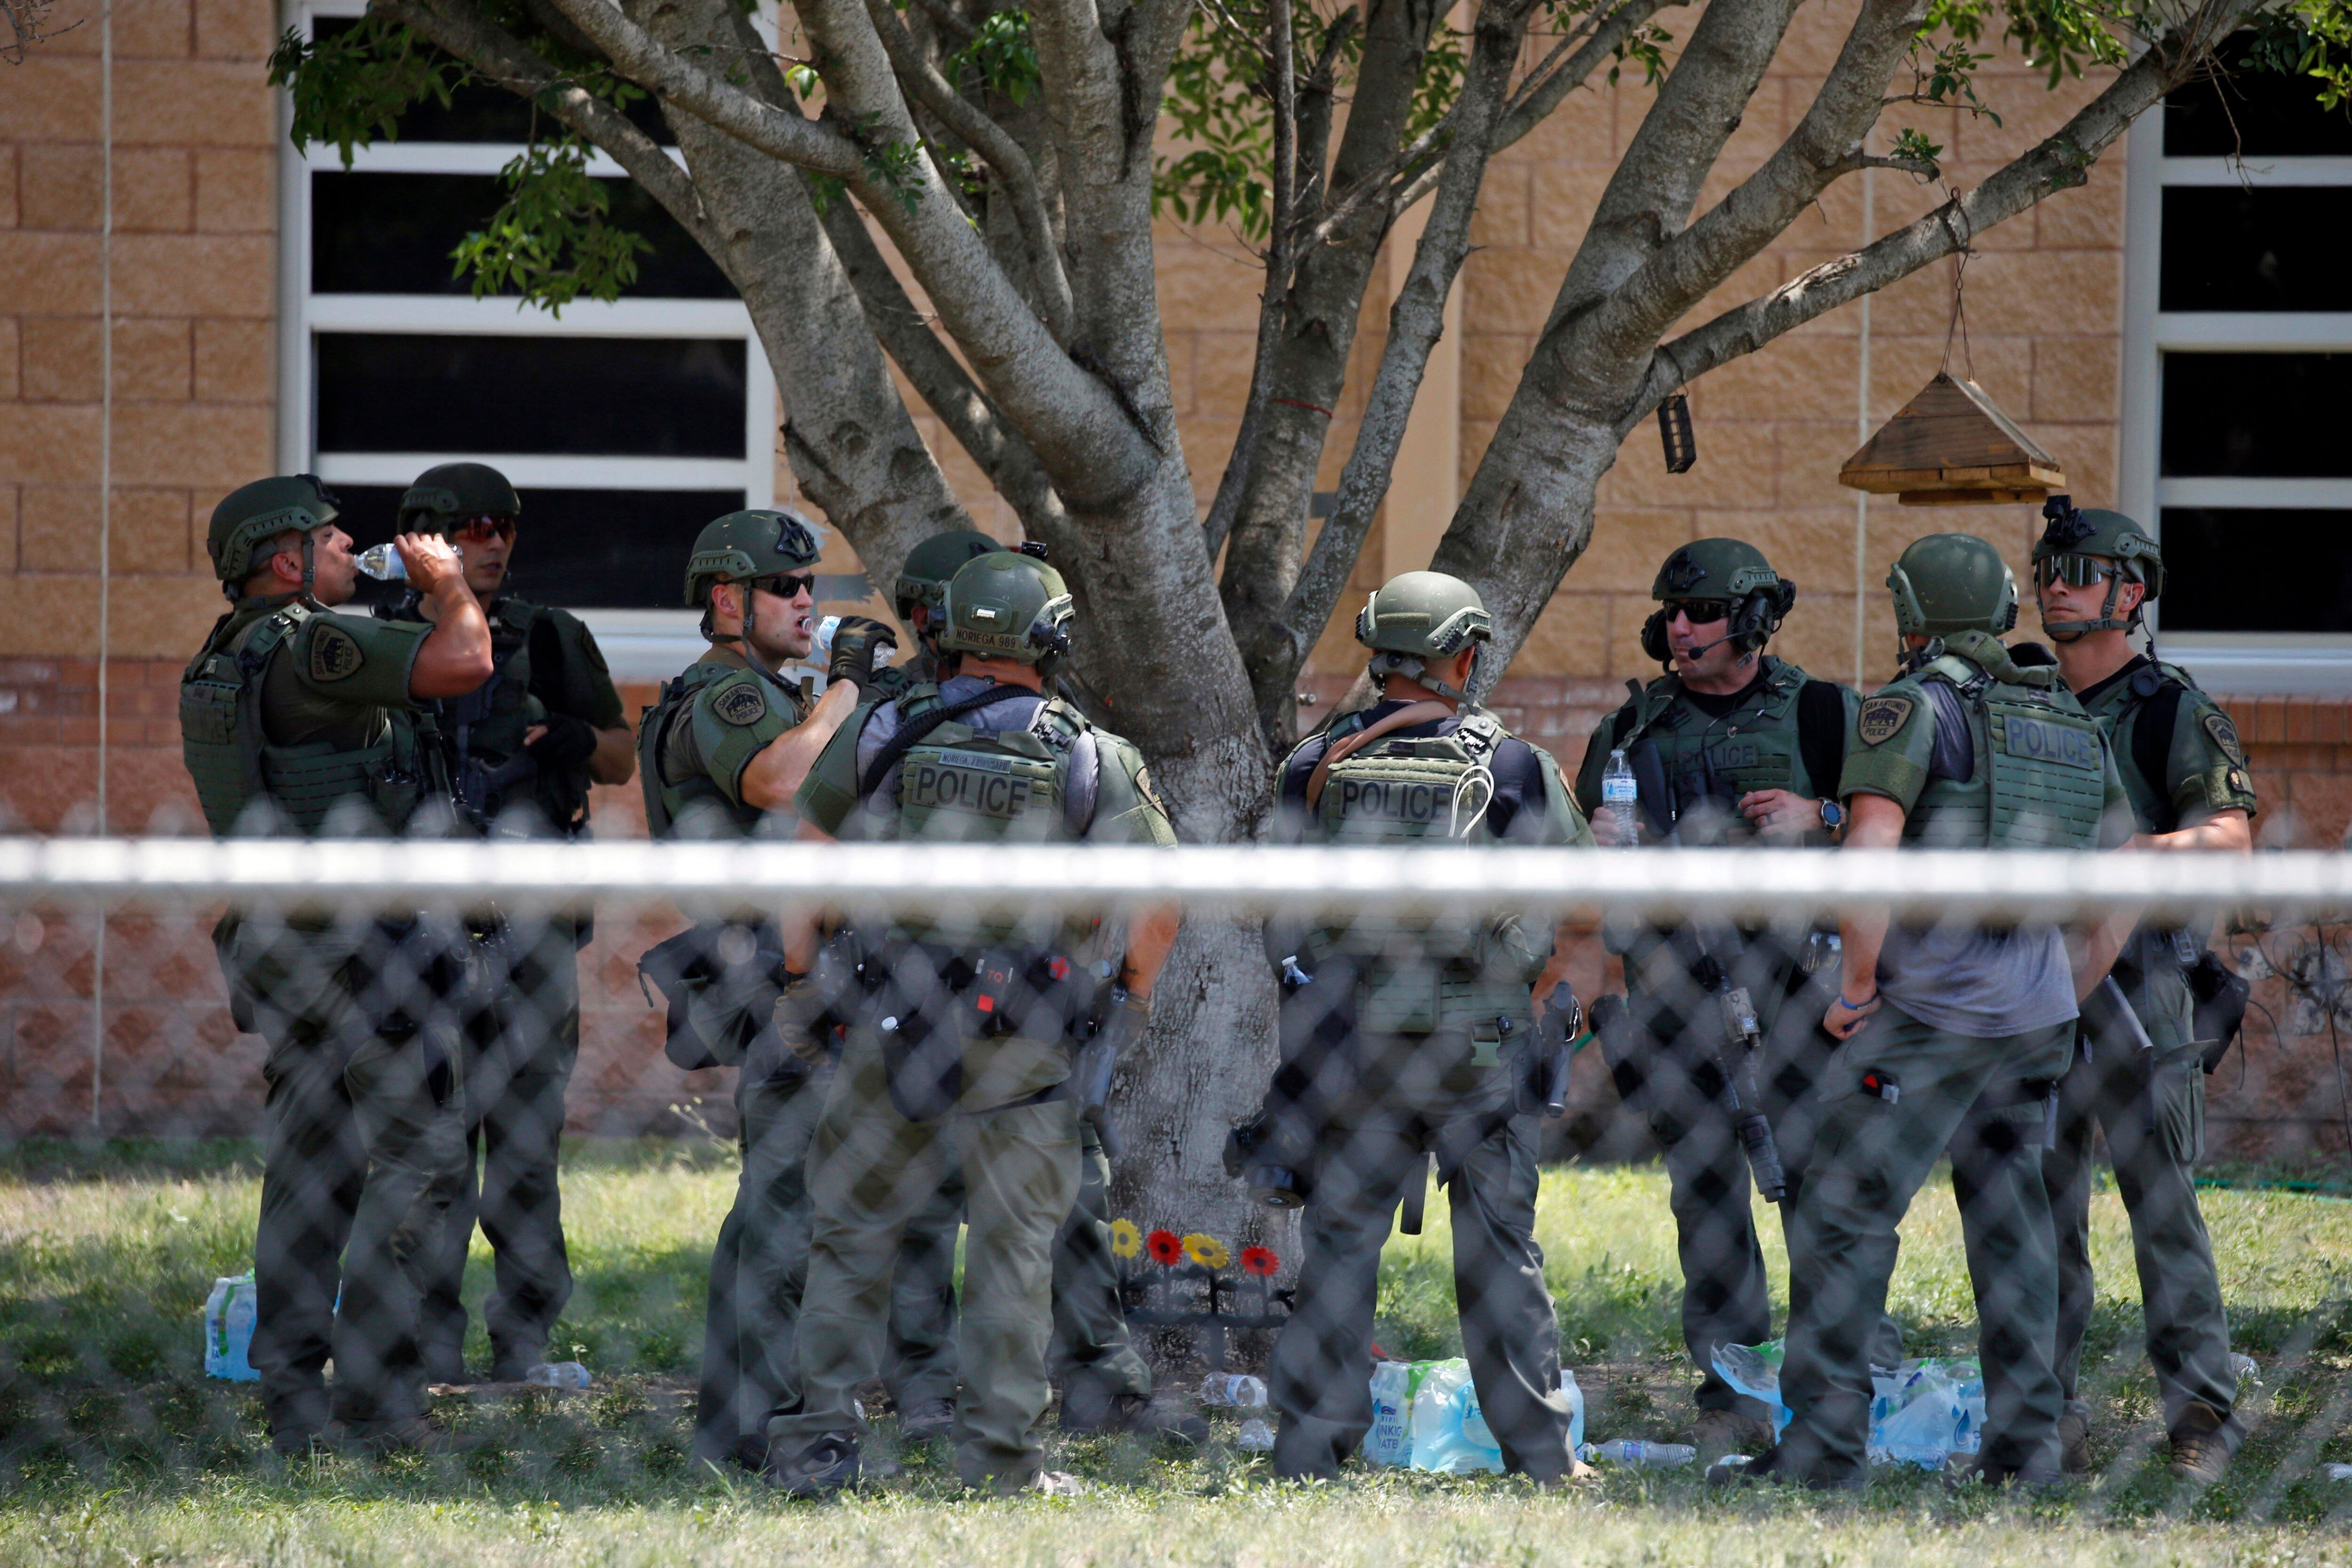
[1050,1122,1153,1406]
[419,911,580,1383]
[1268,1083,1577,1483]
[1607,925,1839,1416]
[2046,948,2241,1449]
[693,1056,963,1468]
[769,1028,1081,1492]
[1778,1001,2074,1481]
[240,915,471,1438]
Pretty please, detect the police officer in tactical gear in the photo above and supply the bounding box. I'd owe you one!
[1253,570,1591,1486]
[766,550,1181,1496]
[2032,498,2255,1482]
[381,462,636,1387]
[636,507,943,1470]
[1727,533,2134,1492]
[1573,539,1858,1461]
[182,475,494,1454]
[864,529,1180,1443]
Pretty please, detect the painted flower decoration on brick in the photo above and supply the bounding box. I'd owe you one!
[1109,1218,1142,1260]
[1145,1228,1184,1266]
[1182,1233,1231,1271]
[1240,1245,1279,1277]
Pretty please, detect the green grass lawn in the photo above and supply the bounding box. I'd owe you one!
[2,1138,2349,1565]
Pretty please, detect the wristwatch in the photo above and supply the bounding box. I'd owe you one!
[1818,798,1844,833]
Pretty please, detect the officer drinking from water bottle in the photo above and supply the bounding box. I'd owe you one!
[631,507,941,1470]
[1724,533,2135,1493]
[182,476,493,1454]
[2031,498,2256,1482]
[1573,540,1859,1462]
[1241,570,1593,1486]
[373,462,637,1388]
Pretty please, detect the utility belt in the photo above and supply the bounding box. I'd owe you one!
[871,938,1095,1122]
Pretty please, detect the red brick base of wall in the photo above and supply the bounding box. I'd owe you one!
[1,659,2346,1146]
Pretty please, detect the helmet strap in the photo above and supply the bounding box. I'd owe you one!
[299,532,317,600]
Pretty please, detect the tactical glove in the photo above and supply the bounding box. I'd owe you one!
[526,711,600,770]
[826,616,900,695]
[771,971,831,1063]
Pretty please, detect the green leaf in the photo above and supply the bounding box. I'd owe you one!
[451,136,654,316]
[267,14,460,167]
[947,9,1042,108]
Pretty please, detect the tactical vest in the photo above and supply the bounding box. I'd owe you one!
[1615,661,1821,844]
[869,684,1095,949]
[1302,708,1543,1038]
[1905,631,2106,851]
[636,655,803,840]
[2084,660,2200,836]
[389,597,565,833]
[179,601,432,837]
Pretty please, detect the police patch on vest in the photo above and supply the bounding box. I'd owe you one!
[712,681,768,726]
[1999,712,2102,771]
[1333,775,1454,827]
[1856,694,1913,747]
[2202,711,2244,765]
[307,623,364,683]
[906,754,1038,818]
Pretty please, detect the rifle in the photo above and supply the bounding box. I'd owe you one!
[1685,929,1788,1204]
[1517,980,1585,1118]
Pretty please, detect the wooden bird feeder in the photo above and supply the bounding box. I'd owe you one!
[1838,372,2067,506]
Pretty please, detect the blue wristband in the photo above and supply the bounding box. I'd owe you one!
[1834,993,1874,1012]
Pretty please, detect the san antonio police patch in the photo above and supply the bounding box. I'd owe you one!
[307,622,365,683]
[2201,710,2245,764]
[712,680,768,726]
[1856,693,1913,748]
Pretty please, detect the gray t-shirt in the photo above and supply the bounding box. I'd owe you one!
[1874,683,2079,1038]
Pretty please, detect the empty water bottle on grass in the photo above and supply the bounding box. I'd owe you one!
[525,1361,592,1390]
[1589,1440,1696,1467]
[1199,1372,1267,1408]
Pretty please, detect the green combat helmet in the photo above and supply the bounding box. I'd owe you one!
[684,507,822,649]
[397,461,522,533]
[207,474,339,601]
[895,530,1003,622]
[2032,495,2163,637]
[1887,533,2019,652]
[937,551,1074,673]
[1355,570,1493,703]
[1641,538,1795,668]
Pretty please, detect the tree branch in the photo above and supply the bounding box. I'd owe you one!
[1643,34,2199,417]
[539,0,1160,507]
[812,190,1073,542]
[380,0,724,260]
[862,0,1075,343]
[1491,0,1678,151]
[1199,0,1300,564]
[1273,0,1540,701]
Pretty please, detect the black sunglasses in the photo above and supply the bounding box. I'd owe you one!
[1668,599,1734,624]
[750,573,817,599]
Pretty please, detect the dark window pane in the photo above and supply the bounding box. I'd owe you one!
[316,334,747,458]
[311,172,733,299]
[2160,352,2352,477]
[2160,186,2352,312]
[330,485,744,610]
[313,19,672,144]
[2160,508,2352,632]
[2166,58,2352,155]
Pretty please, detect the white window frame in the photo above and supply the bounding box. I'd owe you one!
[276,0,773,678]
[2121,109,2352,694]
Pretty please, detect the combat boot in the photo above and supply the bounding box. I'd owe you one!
[2057,1400,2092,1475]
[766,1430,861,1496]
[2168,1403,2233,1485]
[1060,1381,1208,1445]
[1693,1408,1773,1465]
[900,1397,956,1443]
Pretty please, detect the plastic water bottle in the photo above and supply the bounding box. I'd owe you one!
[524,1361,592,1390]
[811,614,842,658]
[355,542,408,581]
[1590,1439,1695,1467]
[1561,1368,1585,1452]
[1199,1372,1267,1408]
[202,1273,260,1382]
[1236,1417,1276,1451]
[1601,749,1639,845]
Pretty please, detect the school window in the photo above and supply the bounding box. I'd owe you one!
[279,2,776,674]
[2122,53,2352,692]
